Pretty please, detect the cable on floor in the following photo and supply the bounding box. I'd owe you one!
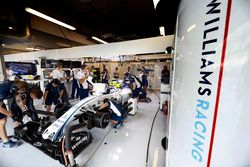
[145,91,161,166]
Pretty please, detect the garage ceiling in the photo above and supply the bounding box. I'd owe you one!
[0,0,180,55]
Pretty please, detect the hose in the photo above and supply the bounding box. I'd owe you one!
[64,123,87,151]
[62,136,68,166]
[145,91,160,166]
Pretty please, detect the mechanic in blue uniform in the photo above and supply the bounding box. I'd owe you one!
[0,81,15,148]
[98,98,124,128]
[11,85,43,123]
[50,61,70,105]
[124,72,143,99]
[43,79,64,112]
[70,65,79,99]
[141,67,149,94]
[101,64,109,84]
[0,80,43,148]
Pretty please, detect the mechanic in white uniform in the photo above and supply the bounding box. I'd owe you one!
[76,64,90,100]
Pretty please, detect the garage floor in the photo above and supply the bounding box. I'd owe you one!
[0,92,167,167]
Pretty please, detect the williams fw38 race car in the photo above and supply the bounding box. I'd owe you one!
[15,86,134,167]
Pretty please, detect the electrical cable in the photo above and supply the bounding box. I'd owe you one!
[153,90,160,100]
[145,91,161,166]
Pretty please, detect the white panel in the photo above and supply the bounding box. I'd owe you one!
[211,0,250,166]
[166,0,250,167]
[4,36,173,60]
[0,57,5,81]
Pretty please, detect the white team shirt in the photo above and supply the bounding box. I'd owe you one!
[50,68,66,82]
[77,70,88,89]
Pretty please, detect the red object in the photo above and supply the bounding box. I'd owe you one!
[163,101,168,115]
[207,0,232,166]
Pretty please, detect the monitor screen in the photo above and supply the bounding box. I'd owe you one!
[41,59,57,68]
[64,70,71,77]
[71,61,81,68]
[63,61,71,68]
[6,62,37,75]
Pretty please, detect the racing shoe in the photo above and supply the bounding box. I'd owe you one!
[146,97,152,103]
[113,121,124,129]
[2,139,19,148]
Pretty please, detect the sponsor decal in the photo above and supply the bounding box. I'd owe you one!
[191,0,222,163]
[72,136,88,150]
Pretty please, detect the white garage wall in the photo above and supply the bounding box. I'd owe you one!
[4,36,174,61]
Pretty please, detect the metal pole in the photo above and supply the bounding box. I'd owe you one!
[0,42,7,81]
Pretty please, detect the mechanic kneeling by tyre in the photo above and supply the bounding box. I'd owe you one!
[98,98,124,129]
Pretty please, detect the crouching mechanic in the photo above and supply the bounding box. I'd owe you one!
[11,84,43,124]
[43,79,64,112]
[0,80,43,148]
[98,99,124,128]
[124,72,143,100]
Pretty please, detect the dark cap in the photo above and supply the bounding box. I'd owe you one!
[51,78,61,85]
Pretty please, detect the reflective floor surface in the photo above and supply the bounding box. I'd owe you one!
[0,92,167,167]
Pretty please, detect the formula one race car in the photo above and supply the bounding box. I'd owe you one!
[14,87,133,167]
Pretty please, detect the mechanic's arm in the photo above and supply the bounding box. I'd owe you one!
[78,75,88,84]
[0,104,12,117]
[98,102,109,110]
[43,90,49,104]
[59,76,68,82]
[15,94,28,111]
[60,71,69,81]
[59,89,64,100]
[132,82,136,90]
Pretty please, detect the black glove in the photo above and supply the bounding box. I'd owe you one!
[12,114,23,123]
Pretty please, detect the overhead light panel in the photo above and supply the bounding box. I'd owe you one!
[152,0,160,9]
[26,46,41,51]
[25,7,76,30]
[92,36,108,44]
[159,26,165,36]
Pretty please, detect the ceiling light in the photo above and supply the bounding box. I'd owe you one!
[152,0,160,9]
[25,7,76,30]
[159,26,165,36]
[8,26,13,30]
[92,36,108,44]
[26,46,41,51]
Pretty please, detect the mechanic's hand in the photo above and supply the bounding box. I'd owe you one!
[13,121,23,128]
[7,112,13,118]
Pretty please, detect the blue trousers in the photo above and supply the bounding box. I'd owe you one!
[71,79,79,98]
[78,87,89,100]
[102,79,108,84]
